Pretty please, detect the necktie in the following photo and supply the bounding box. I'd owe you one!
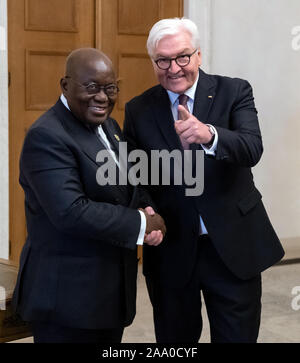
[179,94,203,235]
[178,94,190,150]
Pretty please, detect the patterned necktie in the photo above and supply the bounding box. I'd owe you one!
[178,94,203,235]
[178,94,190,150]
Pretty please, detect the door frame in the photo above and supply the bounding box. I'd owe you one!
[0,0,9,260]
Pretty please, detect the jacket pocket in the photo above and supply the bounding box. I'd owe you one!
[238,188,262,215]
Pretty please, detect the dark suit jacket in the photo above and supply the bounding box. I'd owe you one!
[124,69,284,287]
[13,99,153,330]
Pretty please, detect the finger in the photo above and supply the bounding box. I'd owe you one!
[180,128,197,141]
[178,105,191,121]
[147,233,160,246]
[174,120,191,135]
[144,206,155,216]
[151,230,161,243]
[144,231,157,244]
[145,231,161,245]
[153,231,163,246]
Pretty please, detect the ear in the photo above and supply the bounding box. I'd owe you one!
[151,59,160,83]
[197,49,202,68]
[60,77,68,95]
[151,58,157,70]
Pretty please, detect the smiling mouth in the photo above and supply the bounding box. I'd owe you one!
[89,106,108,114]
[168,74,185,80]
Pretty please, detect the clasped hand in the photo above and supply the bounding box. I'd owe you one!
[139,206,166,246]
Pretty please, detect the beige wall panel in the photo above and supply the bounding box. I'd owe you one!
[118,53,156,110]
[118,0,159,35]
[25,0,79,32]
[26,50,69,110]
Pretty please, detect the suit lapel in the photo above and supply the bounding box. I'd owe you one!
[102,119,122,155]
[190,69,217,152]
[193,69,216,123]
[53,99,106,166]
[152,87,183,151]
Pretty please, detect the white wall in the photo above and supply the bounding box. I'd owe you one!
[0,0,9,259]
[185,0,300,248]
[184,0,212,72]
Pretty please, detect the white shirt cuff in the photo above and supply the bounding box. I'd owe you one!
[201,125,218,156]
[137,210,146,245]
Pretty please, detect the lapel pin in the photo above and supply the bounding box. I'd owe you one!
[114,134,120,142]
[208,95,213,99]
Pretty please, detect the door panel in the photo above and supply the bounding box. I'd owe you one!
[25,0,79,32]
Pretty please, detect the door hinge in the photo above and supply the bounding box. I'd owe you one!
[8,71,11,87]
[9,239,12,258]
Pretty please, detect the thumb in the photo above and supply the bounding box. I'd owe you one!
[178,105,191,121]
[144,206,155,216]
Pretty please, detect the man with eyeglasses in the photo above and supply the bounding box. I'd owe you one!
[12,48,166,343]
[124,18,284,343]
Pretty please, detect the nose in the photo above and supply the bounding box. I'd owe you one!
[168,59,181,73]
[94,88,108,101]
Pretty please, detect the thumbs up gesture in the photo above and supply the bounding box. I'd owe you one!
[174,105,213,145]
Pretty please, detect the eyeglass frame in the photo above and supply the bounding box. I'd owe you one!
[154,49,198,70]
[65,76,119,97]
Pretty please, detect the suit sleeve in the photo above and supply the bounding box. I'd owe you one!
[20,126,141,250]
[215,79,263,167]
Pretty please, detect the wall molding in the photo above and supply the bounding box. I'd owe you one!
[0,0,9,259]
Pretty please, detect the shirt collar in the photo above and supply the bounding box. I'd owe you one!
[60,93,70,110]
[166,71,199,105]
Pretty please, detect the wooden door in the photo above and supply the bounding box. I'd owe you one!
[97,0,183,260]
[8,0,95,262]
[97,0,183,125]
[8,0,183,263]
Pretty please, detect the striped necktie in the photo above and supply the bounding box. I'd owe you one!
[178,94,190,150]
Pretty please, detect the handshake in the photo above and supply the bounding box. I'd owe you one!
[139,207,166,246]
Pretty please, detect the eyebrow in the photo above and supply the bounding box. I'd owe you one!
[83,81,117,86]
[156,49,192,58]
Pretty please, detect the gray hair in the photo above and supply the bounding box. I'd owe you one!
[147,17,201,58]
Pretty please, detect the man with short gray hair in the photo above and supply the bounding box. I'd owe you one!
[124,18,284,343]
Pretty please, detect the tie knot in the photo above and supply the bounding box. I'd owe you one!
[178,94,189,107]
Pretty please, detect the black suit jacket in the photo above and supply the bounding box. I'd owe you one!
[124,69,284,286]
[13,99,153,329]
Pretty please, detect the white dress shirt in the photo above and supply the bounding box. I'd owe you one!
[60,94,146,245]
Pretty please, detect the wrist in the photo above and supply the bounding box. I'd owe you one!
[203,124,215,147]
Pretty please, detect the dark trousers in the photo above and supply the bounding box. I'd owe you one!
[146,235,262,343]
[32,321,124,343]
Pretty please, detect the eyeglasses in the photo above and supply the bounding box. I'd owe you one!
[154,49,198,70]
[65,77,119,97]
